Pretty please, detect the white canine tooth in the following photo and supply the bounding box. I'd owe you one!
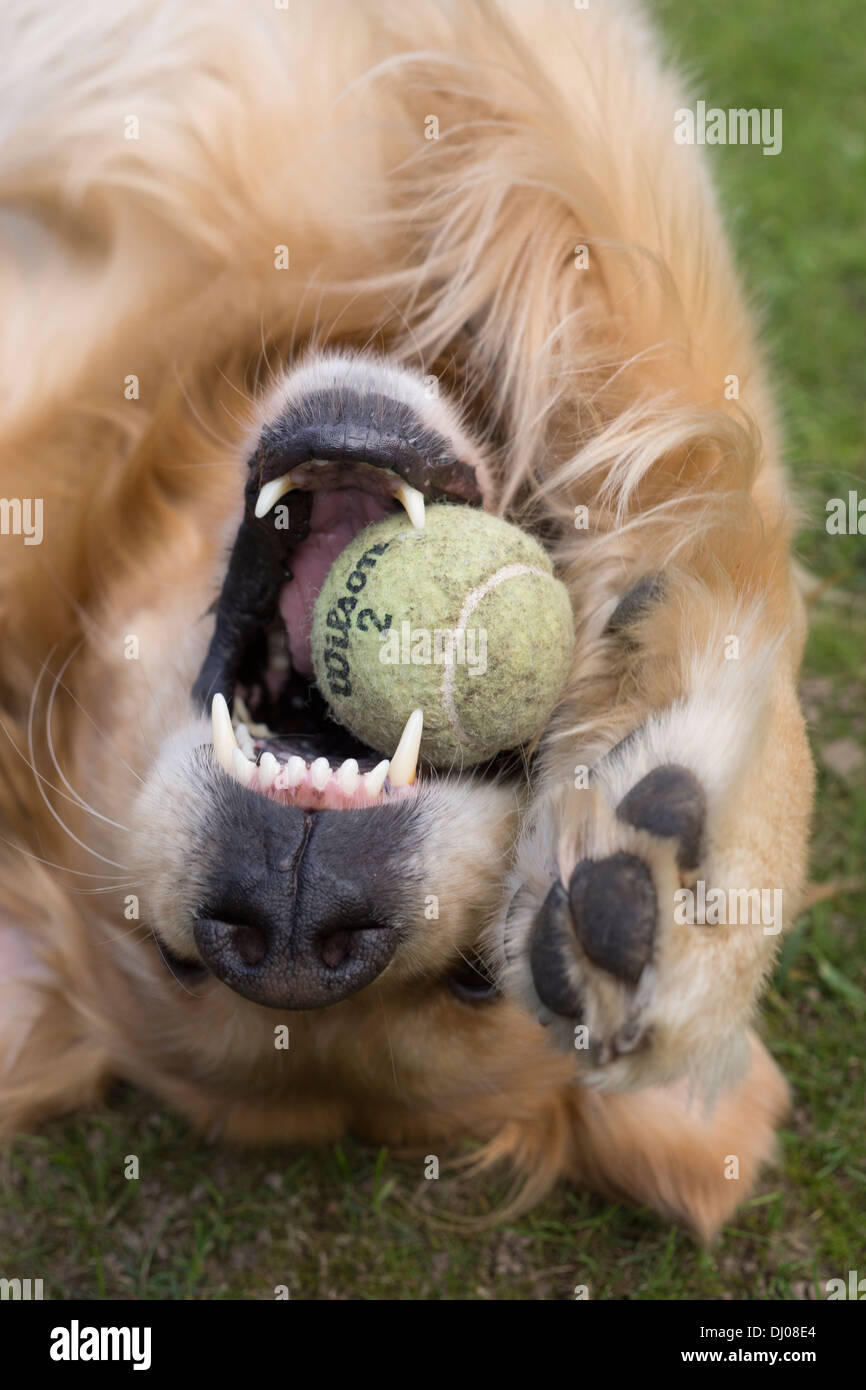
[286,756,306,789]
[232,746,255,787]
[310,756,331,791]
[363,759,390,798]
[390,709,423,787]
[254,473,296,519]
[395,481,426,530]
[211,693,238,773]
[258,751,279,791]
[336,758,360,796]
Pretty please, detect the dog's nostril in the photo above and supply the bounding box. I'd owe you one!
[194,872,400,1006]
[193,916,269,978]
[230,922,268,967]
[319,921,386,971]
[320,930,351,969]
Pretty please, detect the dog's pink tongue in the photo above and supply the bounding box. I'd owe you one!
[279,489,391,677]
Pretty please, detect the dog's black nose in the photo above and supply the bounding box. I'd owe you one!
[193,908,397,1010]
[192,787,412,1009]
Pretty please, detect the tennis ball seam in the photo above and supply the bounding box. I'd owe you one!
[441,562,551,745]
[310,505,574,766]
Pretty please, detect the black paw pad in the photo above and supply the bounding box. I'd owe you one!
[568,851,656,984]
[615,764,706,871]
[529,882,585,1018]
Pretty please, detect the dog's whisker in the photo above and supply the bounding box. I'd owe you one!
[454,945,497,987]
[286,271,327,378]
[72,882,143,897]
[258,311,276,391]
[0,832,133,880]
[25,656,132,871]
[147,931,208,998]
[0,711,121,825]
[381,295,429,382]
[214,363,256,410]
[170,364,245,455]
[93,918,152,945]
[43,645,131,833]
[374,983,400,1096]
[40,658,146,789]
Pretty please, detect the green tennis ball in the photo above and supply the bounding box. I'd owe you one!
[311,505,574,767]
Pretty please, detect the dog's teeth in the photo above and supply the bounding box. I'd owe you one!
[363,759,390,798]
[258,751,279,791]
[232,746,255,787]
[234,722,256,758]
[286,756,306,789]
[310,756,331,791]
[336,758,360,796]
[211,693,238,773]
[232,693,253,725]
[254,473,296,519]
[395,481,426,530]
[390,709,423,786]
[233,694,276,740]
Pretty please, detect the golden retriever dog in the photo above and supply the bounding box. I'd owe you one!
[0,0,813,1241]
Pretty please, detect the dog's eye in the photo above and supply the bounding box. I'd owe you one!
[445,953,500,1004]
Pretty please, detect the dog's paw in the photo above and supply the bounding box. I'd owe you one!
[500,689,784,1093]
[513,765,710,1079]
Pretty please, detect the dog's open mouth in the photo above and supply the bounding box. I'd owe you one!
[192,384,486,812]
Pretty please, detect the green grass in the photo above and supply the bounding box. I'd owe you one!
[1,0,864,1299]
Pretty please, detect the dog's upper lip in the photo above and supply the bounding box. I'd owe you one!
[250,385,484,504]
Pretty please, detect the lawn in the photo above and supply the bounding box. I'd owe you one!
[1,0,863,1299]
